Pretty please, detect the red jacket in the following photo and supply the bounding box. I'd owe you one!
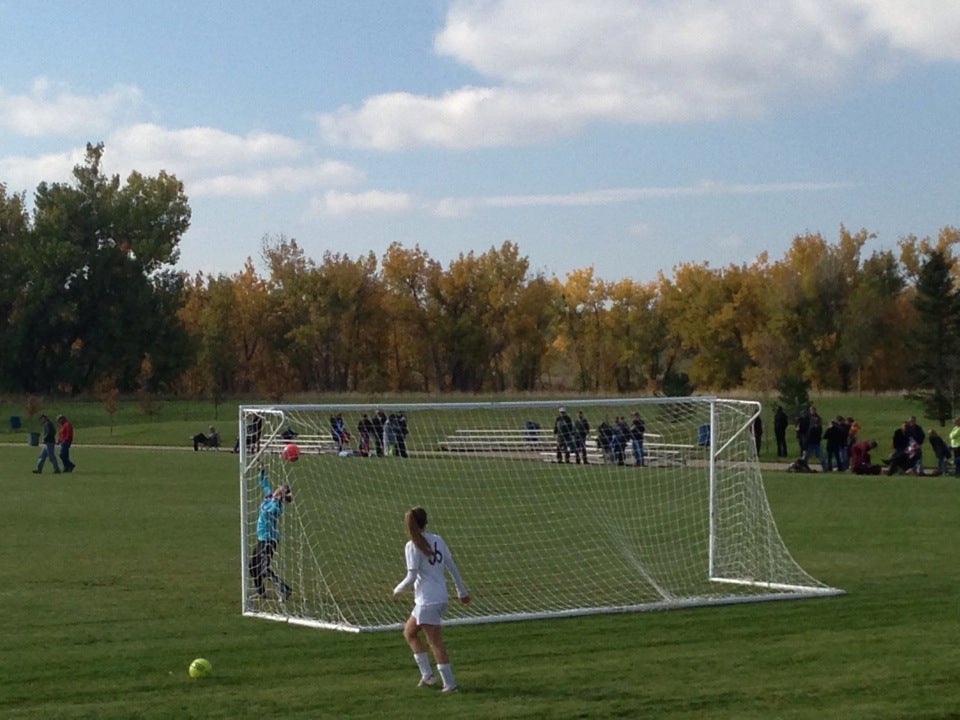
[58,420,74,443]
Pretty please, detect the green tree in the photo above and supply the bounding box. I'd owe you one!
[907,248,960,425]
[9,143,191,393]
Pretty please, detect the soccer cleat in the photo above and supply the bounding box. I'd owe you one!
[279,587,292,603]
[441,685,458,693]
[417,675,437,687]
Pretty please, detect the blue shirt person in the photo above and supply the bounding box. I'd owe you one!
[248,470,293,600]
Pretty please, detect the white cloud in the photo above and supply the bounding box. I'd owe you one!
[190,162,363,198]
[321,190,414,215]
[0,77,143,137]
[107,123,304,176]
[432,180,851,215]
[318,0,960,150]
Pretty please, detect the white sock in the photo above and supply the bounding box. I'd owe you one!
[437,662,455,689]
[413,652,432,678]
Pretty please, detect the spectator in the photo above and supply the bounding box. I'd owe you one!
[950,417,960,475]
[32,414,61,474]
[553,407,576,464]
[384,414,399,456]
[193,425,221,451]
[56,414,76,472]
[372,409,386,456]
[614,416,630,466]
[928,429,951,476]
[836,416,850,471]
[246,414,264,452]
[823,418,844,472]
[905,415,926,475]
[753,414,763,455]
[574,411,590,464]
[773,406,789,457]
[802,406,827,471]
[629,412,646,466]
[850,439,880,475]
[357,413,375,456]
[331,413,350,452]
[396,411,409,458]
[597,420,616,464]
[885,421,919,475]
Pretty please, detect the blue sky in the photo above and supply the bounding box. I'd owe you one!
[2,0,958,283]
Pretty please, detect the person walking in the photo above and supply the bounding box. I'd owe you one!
[393,506,470,693]
[33,414,61,474]
[247,469,293,601]
[56,414,76,472]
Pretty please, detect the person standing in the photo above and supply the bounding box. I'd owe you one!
[629,412,646,467]
[357,413,375,456]
[396,411,409,458]
[393,506,470,692]
[33,414,61,474]
[56,414,76,472]
[950,417,960,475]
[247,469,293,601]
[773,405,789,457]
[574,411,590,464]
[553,408,575,463]
[372,409,386,456]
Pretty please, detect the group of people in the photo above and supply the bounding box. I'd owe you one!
[351,409,410,457]
[32,413,75,474]
[250,467,467,692]
[553,407,647,466]
[776,405,960,476]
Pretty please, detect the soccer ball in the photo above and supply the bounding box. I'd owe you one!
[282,443,300,462]
[188,658,212,678]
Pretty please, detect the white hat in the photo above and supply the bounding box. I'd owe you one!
[558,407,566,412]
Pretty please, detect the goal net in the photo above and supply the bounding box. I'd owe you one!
[239,398,841,632]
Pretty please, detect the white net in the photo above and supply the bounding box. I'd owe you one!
[239,398,841,632]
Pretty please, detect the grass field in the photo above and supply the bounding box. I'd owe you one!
[2,397,959,718]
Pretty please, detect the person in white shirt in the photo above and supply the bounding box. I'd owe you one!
[393,506,471,692]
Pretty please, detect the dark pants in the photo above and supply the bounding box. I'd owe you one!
[248,539,291,597]
[59,440,75,471]
[775,431,788,457]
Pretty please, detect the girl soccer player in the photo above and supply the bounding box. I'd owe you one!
[393,507,471,692]
[247,469,293,601]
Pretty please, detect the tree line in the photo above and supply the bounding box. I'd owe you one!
[3,145,959,421]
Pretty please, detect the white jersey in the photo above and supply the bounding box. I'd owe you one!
[393,531,467,606]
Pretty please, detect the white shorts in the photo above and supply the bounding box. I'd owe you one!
[412,602,447,626]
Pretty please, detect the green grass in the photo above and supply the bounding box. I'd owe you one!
[3,424,959,718]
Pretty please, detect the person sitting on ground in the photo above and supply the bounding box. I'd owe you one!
[193,425,221,451]
[850,439,880,475]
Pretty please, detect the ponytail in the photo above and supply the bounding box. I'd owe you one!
[405,507,435,560]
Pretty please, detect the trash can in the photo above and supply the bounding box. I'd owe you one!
[9,415,21,430]
[28,432,39,446]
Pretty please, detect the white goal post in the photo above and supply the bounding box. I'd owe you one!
[239,397,842,632]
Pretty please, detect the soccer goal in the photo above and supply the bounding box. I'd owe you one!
[239,398,842,632]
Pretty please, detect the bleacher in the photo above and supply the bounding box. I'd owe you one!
[438,427,556,453]
[262,434,340,455]
[438,427,696,466]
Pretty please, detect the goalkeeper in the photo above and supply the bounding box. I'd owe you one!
[248,469,294,601]
[393,507,471,692]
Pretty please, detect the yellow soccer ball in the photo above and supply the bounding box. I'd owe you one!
[188,658,212,679]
